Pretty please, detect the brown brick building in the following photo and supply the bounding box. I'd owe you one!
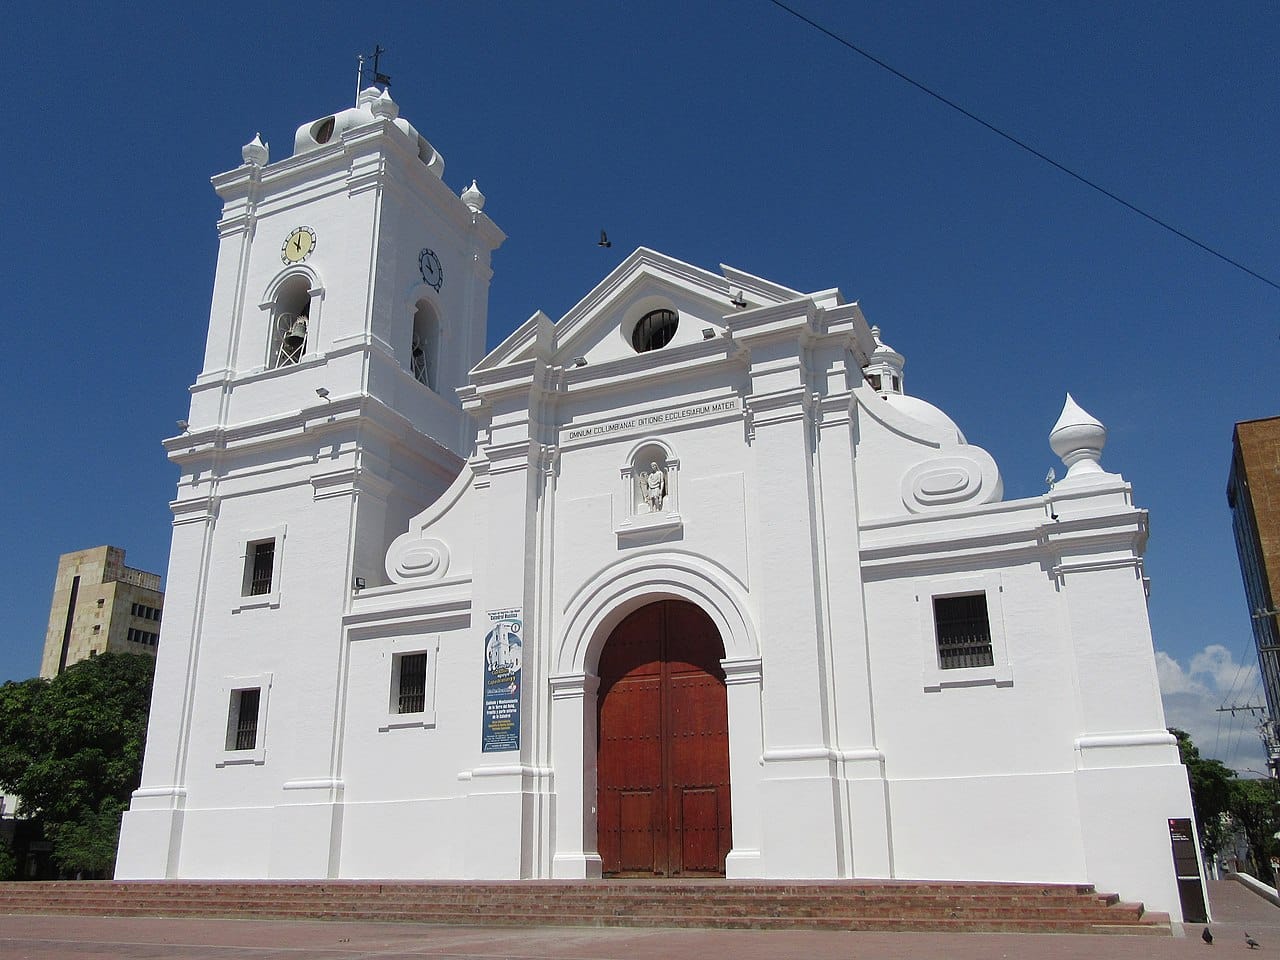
[1228,416,1280,771]
[39,546,164,679]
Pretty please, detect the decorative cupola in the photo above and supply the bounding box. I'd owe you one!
[291,86,445,177]
[863,326,905,396]
[1049,393,1114,485]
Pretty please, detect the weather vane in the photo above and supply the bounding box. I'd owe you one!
[355,45,391,104]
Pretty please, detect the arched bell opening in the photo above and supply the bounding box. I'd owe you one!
[270,274,313,368]
[411,299,439,389]
[595,599,731,877]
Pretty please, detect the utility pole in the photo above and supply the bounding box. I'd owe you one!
[1217,703,1280,778]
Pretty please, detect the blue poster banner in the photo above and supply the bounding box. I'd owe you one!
[481,608,522,753]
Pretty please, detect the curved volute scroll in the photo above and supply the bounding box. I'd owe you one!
[384,462,476,584]
[853,327,1004,517]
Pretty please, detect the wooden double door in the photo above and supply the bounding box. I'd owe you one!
[596,600,731,877]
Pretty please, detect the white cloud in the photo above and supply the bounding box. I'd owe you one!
[1157,644,1267,774]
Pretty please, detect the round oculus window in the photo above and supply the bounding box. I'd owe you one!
[631,309,678,353]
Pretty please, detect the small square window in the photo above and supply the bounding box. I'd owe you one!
[227,688,261,751]
[933,594,995,670]
[381,638,440,731]
[917,574,1012,692]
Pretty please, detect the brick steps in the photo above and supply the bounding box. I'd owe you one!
[0,879,1171,935]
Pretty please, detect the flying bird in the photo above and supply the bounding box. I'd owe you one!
[1201,926,1213,944]
[1247,931,1260,949]
[598,230,611,248]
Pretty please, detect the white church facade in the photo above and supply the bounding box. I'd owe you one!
[116,88,1201,921]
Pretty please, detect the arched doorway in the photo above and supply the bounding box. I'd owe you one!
[596,599,731,877]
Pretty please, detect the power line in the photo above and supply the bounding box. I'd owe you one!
[764,0,1280,294]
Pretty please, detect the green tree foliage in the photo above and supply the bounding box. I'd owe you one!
[47,801,127,877]
[0,653,154,877]
[0,836,17,881]
[1171,728,1236,856]
[1229,777,1280,876]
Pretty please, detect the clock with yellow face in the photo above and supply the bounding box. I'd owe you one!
[281,226,317,264]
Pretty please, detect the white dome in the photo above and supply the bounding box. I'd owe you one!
[883,394,966,443]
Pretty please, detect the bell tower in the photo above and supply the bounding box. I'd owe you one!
[194,85,503,458]
[116,87,504,879]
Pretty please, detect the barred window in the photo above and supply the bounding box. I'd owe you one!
[397,653,428,714]
[631,309,678,353]
[229,688,261,751]
[933,593,994,670]
[248,540,275,596]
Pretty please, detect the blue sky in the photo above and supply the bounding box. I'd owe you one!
[2,2,1276,770]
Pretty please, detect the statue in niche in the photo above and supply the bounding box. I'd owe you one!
[640,461,667,513]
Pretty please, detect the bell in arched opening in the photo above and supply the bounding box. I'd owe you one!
[410,300,437,389]
[275,300,310,367]
[411,329,429,386]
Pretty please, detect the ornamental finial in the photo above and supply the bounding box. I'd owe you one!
[242,133,269,167]
[1049,393,1107,480]
[370,88,399,121]
[462,179,486,213]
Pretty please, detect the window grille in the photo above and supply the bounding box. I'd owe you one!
[234,688,261,751]
[933,594,995,670]
[249,541,275,596]
[398,653,428,714]
[631,309,678,353]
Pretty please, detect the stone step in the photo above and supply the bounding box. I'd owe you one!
[0,903,1170,935]
[0,880,1169,935]
[0,897,1136,921]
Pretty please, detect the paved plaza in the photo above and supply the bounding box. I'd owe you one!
[3,879,1278,960]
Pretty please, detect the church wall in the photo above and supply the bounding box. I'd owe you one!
[339,622,477,805]
[859,555,1088,883]
[339,798,467,877]
[856,492,1191,910]
[887,773,1087,882]
[177,479,352,806]
[176,807,274,878]
[864,560,1082,779]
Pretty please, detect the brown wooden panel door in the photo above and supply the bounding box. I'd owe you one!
[597,600,730,877]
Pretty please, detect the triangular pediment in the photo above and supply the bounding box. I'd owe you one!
[472,248,805,377]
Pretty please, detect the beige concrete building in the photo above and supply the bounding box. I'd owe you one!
[39,546,164,679]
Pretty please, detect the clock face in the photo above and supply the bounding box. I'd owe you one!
[282,226,317,264]
[419,248,443,291]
